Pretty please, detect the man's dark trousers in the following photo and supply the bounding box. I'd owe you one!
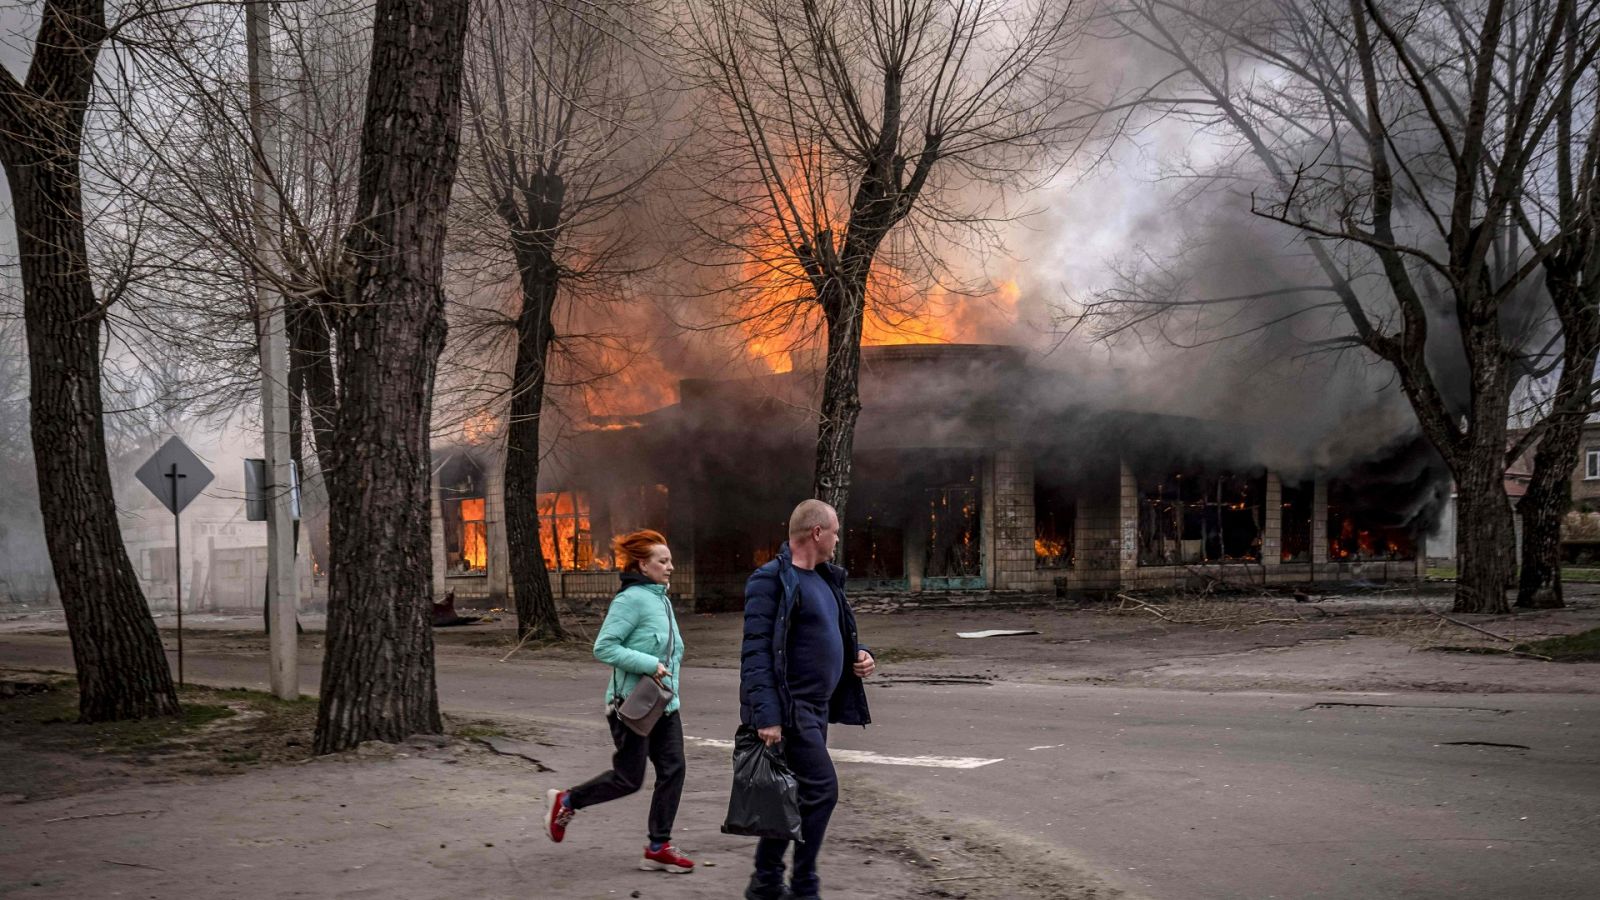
[752,698,837,897]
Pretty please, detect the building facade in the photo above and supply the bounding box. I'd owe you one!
[433,345,1429,610]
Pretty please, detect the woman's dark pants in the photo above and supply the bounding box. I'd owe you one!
[751,700,837,898]
[568,710,685,844]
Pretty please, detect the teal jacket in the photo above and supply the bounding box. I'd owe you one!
[594,576,684,715]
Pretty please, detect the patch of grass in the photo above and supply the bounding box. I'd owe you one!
[1427,566,1458,580]
[4,684,234,754]
[870,646,947,664]
[1516,627,1600,662]
[207,687,318,709]
[1,671,318,773]
[451,722,509,740]
[105,703,235,752]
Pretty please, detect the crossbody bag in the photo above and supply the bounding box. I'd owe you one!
[610,592,676,736]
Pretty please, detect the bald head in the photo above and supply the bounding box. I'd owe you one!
[788,499,838,541]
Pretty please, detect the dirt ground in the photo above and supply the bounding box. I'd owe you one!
[0,672,1113,900]
[4,584,1598,899]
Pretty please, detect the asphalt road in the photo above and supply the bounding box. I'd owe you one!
[4,634,1597,900]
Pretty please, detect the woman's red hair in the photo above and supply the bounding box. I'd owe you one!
[613,529,667,572]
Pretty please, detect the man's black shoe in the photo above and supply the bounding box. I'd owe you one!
[743,880,788,900]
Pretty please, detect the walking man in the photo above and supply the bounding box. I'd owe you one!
[740,498,875,900]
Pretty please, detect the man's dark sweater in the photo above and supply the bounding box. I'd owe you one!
[787,567,845,701]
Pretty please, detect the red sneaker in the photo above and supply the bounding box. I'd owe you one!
[544,789,575,843]
[639,843,695,874]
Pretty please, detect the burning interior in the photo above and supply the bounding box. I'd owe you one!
[432,344,1442,608]
[439,453,488,576]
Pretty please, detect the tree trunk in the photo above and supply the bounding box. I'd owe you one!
[1516,276,1600,609]
[1451,401,1515,615]
[314,0,469,754]
[503,258,567,641]
[1,0,180,723]
[1517,430,1575,610]
[812,278,866,530]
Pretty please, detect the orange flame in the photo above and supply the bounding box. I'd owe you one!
[463,412,502,445]
[461,498,488,568]
[734,153,1020,372]
[536,491,617,570]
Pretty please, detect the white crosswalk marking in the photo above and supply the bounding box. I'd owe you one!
[688,736,1003,769]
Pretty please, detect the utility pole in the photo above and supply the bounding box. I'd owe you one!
[248,0,298,700]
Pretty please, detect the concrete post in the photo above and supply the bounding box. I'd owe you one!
[1263,472,1282,569]
[1312,479,1330,569]
[249,0,298,700]
[1118,459,1140,585]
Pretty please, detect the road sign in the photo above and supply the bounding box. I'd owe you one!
[133,436,213,687]
[243,459,301,522]
[135,437,214,514]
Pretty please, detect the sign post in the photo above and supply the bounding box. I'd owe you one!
[135,437,214,687]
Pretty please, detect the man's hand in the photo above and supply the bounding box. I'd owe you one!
[758,725,783,746]
[853,649,875,678]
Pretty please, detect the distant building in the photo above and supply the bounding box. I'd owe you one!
[116,443,323,613]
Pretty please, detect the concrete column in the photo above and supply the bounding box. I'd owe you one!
[430,470,447,598]
[980,453,997,589]
[1262,472,1282,567]
[1118,459,1140,578]
[905,505,927,592]
[486,458,510,605]
[1312,479,1330,566]
[989,448,1035,590]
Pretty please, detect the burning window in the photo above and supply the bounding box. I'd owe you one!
[595,483,671,566]
[1327,480,1417,561]
[443,497,488,576]
[534,483,671,571]
[926,483,981,578]
[441,452,489,576]
[1034,480,1075,569]
[1281,480,1312,562]
[845,500,906,581]
[842,459,907,581]
[539,491,598,571]
[1138,469,1265,565]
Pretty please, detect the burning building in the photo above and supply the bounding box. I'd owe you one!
[432,344,1435,610]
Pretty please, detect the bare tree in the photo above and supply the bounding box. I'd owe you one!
[311,0,471,753]
[453,0,667,640]
[0,0,181,720]
[677,0,1084,526]
[99,0,370,468]
[1081,0,1600,613]
[92,1,373,622]
[1506,4,1600,609]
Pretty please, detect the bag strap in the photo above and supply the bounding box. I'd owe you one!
[660,592,676,681]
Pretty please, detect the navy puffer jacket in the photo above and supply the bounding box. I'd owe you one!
[739,543,871,730]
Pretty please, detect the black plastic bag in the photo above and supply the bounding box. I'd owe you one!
[721,725,804,841]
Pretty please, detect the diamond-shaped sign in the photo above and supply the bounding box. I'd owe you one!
[135,437,215,515]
